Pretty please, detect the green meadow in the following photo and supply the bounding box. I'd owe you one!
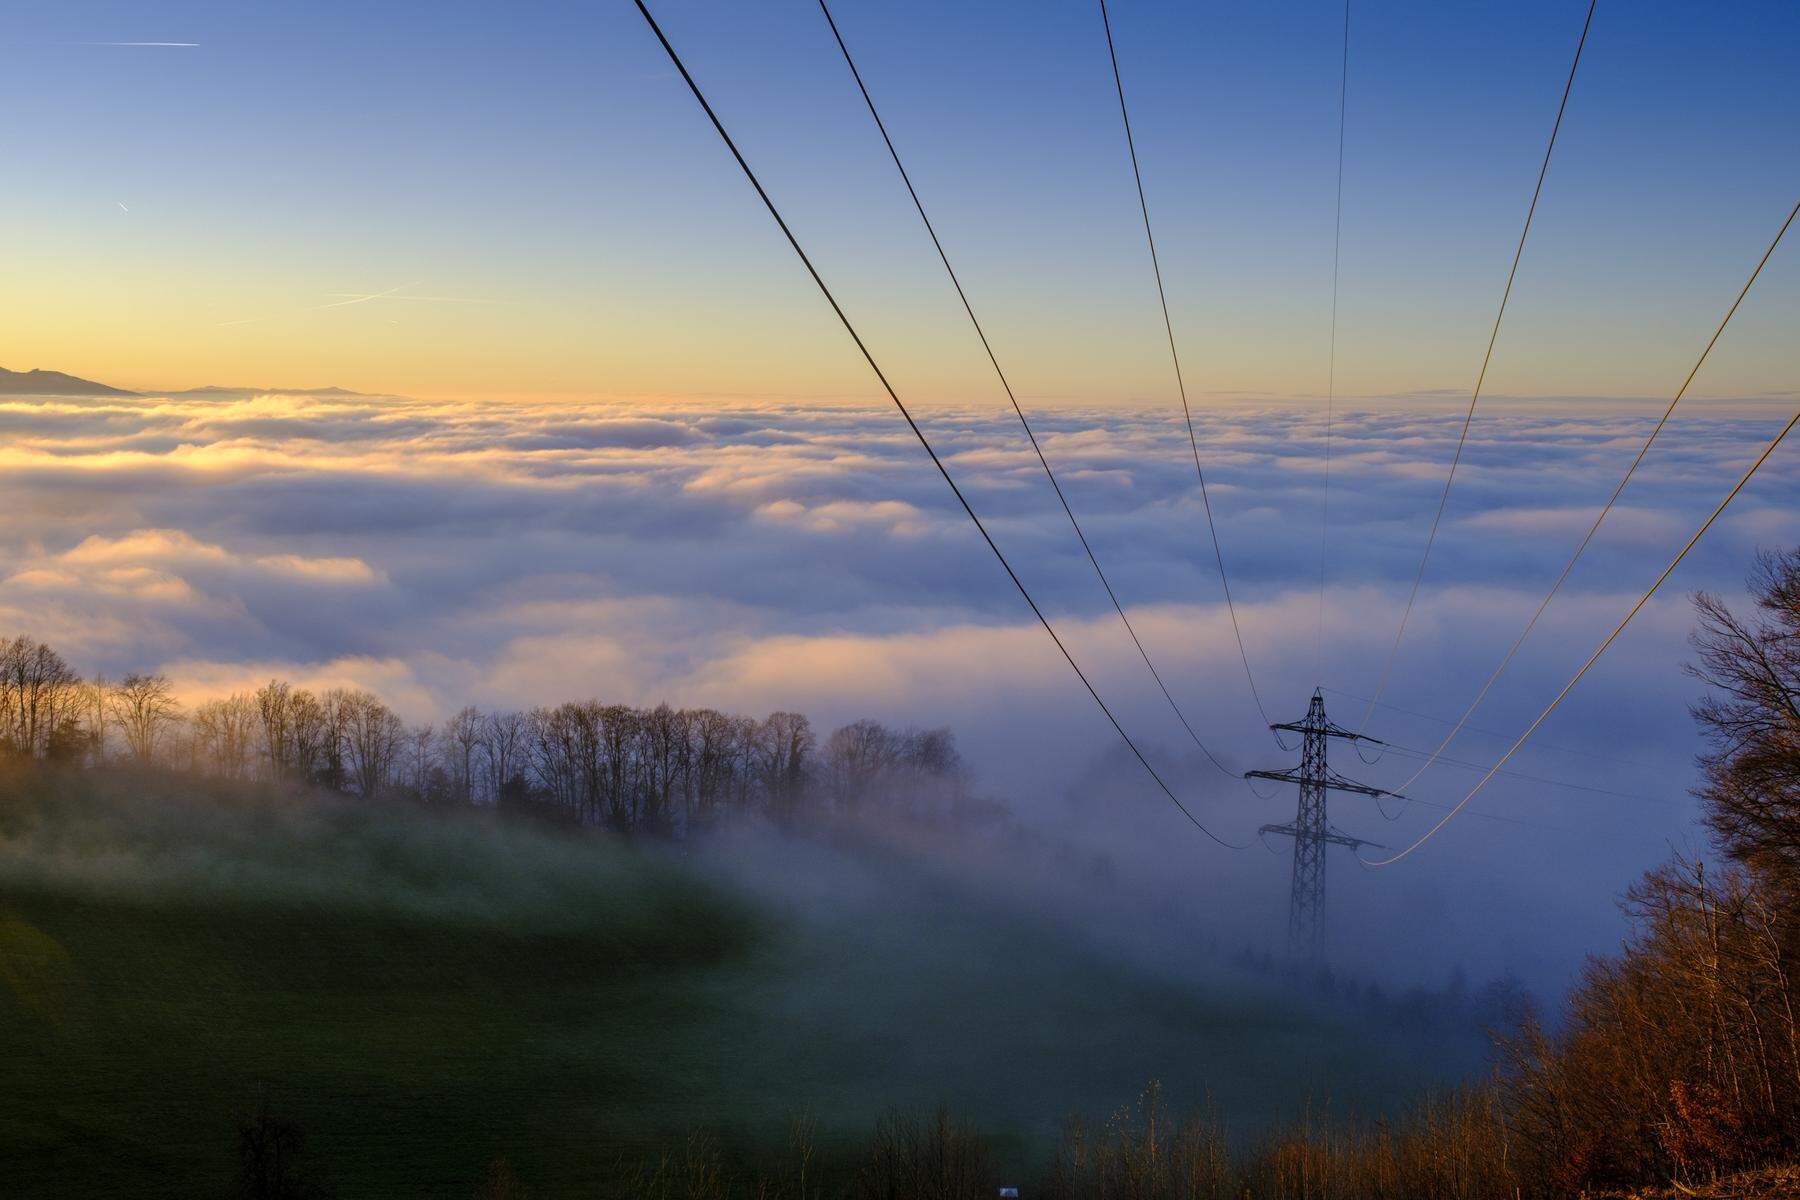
[0,765,1474,1197]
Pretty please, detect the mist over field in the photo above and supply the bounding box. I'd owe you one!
[0,760,1497,1196]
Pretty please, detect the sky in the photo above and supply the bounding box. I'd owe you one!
[0,1,1797,990]
[0,0,1795,401]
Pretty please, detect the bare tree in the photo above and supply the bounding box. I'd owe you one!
[598,704,637,828]
[824,718,898,811]
[317,689,354,791]
[78,675,109,764]
[731,714,760,813]
[255,680,297,778]
[288,688,328,784]
[407,722,437,800]
[335,688,403,798]
[482,710,527,805]
[0,635,84,759]
[193,693,259,780]
[758,711,814,823]
[444,705,483,805]
[1691,549,1800,896]
[638,703,683,832]
[686,708,739,828]
[107,673,180,763]
[525,705,573,812]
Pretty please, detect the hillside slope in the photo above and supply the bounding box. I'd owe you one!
[0,764,1478,1197]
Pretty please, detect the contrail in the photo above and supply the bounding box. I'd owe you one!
[216,282,486,329]
[323,291,501,305]
[309,283,416,311]
[117,201,129,213]
[71,42,199,47]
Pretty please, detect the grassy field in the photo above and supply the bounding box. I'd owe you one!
[0,765,1477,1197]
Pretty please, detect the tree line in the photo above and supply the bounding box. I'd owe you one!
[0,636,969,835]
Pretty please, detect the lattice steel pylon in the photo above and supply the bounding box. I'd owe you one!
[1245,690,1395,960]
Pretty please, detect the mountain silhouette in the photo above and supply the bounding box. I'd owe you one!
[0,369,370,398]
[0,367,137,396]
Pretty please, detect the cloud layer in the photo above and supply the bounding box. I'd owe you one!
[4,387,1797,985]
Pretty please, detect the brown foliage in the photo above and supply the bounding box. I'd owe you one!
[1500,855,1800,1189]
[1497,549,1800,1191]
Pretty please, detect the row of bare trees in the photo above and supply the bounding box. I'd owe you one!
[518,702,853,831]
[1,636,187,765]
[0,634,969,835]
[0,635,87,759]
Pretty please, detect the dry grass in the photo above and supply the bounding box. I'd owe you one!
[1597,1163,1800,1199]
[1043,1082,1521,1200]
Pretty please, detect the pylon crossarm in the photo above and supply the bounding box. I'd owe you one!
[1247,768,1392,800]
[1321,769,1393,799]
[1268,720,1384,744]
[1325,826,1384,852]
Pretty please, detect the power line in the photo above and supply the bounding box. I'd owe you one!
[1357,0,1598,733]
[1378,199,1798,798]
[1321,685,1651,771]
[816,0,1237,778]
[1377,740,1679,808]
[1364,395,1800,867]
[1097,0,1278,733]
[1385,790,1576,835]
[630,0,1246,849]
[1319,0,1351,689]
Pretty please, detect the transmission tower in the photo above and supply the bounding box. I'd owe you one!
[1245,690,1395,960]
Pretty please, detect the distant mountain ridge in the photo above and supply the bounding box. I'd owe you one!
[0,368,366,398]
[0,367,137,396]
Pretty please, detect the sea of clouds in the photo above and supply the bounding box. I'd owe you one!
[3,386,1796,986]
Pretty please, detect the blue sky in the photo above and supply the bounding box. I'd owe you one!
[2,0,1794,400]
